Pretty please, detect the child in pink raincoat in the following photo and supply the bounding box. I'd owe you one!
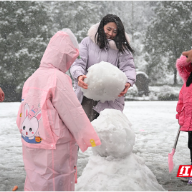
[176,53,192,167]
[16,29,101,191]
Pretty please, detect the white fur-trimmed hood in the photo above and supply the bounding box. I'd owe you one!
[87,23,130,51]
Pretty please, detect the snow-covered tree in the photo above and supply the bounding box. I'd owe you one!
[144,1,192,85]
[0,1,52,101]
[46,1,104,42]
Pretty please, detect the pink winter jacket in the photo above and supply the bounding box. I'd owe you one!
[176,55,192,132]
[176,83,192,132]
[16,31,101,191]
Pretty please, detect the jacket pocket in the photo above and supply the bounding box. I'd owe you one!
[179,106,185,126]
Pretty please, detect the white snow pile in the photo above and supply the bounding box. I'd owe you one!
[76,109,165,191]
[91,108,135,158]
[81,61,127,103]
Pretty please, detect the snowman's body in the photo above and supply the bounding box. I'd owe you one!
[76,109,164,191]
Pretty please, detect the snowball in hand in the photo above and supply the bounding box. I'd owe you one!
[81,61,127,103]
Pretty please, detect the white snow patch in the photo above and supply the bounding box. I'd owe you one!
[91,109,135,158]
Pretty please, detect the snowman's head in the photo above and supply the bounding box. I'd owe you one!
[91,109,135,158]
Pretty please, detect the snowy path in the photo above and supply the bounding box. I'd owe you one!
[0,101,191,191]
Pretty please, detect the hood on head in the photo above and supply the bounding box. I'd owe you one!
[87,23,130,51]
[40,30,79,73]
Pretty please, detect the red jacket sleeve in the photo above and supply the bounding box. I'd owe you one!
[176,86,184,119]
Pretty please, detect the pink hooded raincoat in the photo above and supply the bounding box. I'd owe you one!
[16,30,101,191]
[176,55,192,132]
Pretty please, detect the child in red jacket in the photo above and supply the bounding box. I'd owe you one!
[176,53,192,182]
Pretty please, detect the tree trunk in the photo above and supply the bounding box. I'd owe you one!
[173,43,178,85]
[132,1,134,41]
[174,67,177,85]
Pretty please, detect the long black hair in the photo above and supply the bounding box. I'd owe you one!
[186,71,192,87]
[95,14,134,54]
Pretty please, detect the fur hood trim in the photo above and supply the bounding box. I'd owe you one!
[176,55,192,83]
[87,23,130,51]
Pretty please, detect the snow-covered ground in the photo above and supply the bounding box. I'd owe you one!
[0,101,191,191]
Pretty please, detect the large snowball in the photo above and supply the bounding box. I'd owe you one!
[91,109,135,158]
[81,61,127,103]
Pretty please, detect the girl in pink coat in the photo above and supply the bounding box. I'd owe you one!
[176,54,192,165]
[16,29,101,191]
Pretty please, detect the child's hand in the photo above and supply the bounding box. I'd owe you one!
[182,49,192,63]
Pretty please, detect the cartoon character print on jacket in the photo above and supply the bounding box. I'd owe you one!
[20,103,42,144]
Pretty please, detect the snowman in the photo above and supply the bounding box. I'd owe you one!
[75,109,165,191]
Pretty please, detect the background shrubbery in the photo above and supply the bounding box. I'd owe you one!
[126,85,181,101]
[0,1,190,101]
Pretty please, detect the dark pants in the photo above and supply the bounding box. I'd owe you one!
[81,96,99,122]
[188,132,192,162]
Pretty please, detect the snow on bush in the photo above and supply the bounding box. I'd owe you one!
[81,61,127,103]
[126,84,138,98]
[157,85,179,101]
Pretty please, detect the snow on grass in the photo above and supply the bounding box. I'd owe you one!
[0,101,190,191]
